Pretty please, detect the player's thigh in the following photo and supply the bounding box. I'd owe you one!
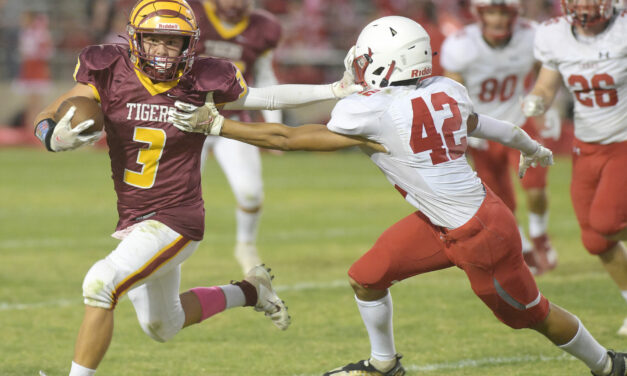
[349,212,452,290]
[83,220,199,309]
[446,191,548,328]
[213,137,263,207]
[470,142,516,212]
[589,145,627,236]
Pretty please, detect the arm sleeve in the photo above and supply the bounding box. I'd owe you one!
[469,114,539,155]
[533,23,559,71]
[221,83,336,110]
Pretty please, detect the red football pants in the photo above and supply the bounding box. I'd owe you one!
[349,187,550,329]
[571,138,627,254]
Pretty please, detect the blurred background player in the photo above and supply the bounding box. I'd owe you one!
[523,0,627,335]
[187,0,282,274]
[441,0,558,276]
[181,16,627,376]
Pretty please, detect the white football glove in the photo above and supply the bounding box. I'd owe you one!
[167,98,224,136]
[466,136,489,151]
[539,107,562,140]
[522,94,545,117]
[330,46,363,98]
[50,106,102,152]
[518,142,554,179]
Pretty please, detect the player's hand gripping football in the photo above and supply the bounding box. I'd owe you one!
[330,46,363,98]
[518,142,554,179]
[51,106,102,152]
[168,94,225,136]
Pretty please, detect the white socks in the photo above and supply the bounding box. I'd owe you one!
[220,283,247,309]
[528,212,549,238]
[558,318,610,375]
[236,208,260,244]
[69,361,96,376]
[621,291,627,304]
[355,293,396,362]
[519,225,533,253]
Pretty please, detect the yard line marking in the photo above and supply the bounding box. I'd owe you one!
[291,353,576,376]
[0,298,77,311]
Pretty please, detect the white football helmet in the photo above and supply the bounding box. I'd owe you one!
[349,16,432,89]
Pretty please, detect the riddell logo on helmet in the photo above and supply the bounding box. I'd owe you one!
[411,67,432,78]
[158,23,180,30]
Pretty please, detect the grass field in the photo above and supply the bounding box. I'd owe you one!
[1,147,625,376]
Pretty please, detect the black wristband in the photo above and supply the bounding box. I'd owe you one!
[34,118,57,152]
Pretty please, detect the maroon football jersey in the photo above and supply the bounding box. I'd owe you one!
[189,1,281,119]
[74,44,246,240]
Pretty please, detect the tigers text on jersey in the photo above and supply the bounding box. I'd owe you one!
[534,12,627,144]
[73,44,246,240]
[327,77,485,229]
[440,20,536,127]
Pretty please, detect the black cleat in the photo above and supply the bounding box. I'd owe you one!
[323,354,405,376]
[592,351,627,376]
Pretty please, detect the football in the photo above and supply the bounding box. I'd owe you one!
[54,96,105,135]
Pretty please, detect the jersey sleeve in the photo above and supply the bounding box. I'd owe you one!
[253,10,282,52]
[73,45,119,101]
[440,31,472,73]
[327,96,380,137]
[533,21,559,71]
[193,58,248,104]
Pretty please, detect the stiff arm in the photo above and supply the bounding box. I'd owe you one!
[220,119,386,153]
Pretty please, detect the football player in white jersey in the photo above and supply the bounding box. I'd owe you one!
[172,16,627,376]
[441,0,558,276]
[523,0,627,336]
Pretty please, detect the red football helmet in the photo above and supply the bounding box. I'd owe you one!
[471,0,520,42]
[127,0,199,81]
[560,0,615,27]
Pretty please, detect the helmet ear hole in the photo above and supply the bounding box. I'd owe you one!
[372,67,385,76]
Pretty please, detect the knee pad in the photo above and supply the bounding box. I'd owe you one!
[82,259,118,309]
[234,187,264,210]
[137,317,181,343]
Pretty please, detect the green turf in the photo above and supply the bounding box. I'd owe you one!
[0,148,623,375]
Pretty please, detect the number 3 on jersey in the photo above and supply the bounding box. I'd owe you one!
[410,92,467,165]
[124,127,166,189]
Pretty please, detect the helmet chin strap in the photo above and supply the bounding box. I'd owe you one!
[380,60,396,88]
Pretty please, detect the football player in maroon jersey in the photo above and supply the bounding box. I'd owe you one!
[32,0,359,374]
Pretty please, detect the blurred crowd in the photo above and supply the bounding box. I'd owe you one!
[0,0,564,132]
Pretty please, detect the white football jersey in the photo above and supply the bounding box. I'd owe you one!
[534,12,627,144]
[440,19,537,127]
[327,77,485,229]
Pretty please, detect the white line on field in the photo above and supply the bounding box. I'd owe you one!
[290,353,576,376]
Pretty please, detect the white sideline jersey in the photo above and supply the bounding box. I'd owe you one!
[327,77,485,229]
[440,20,537,126]
[534,12,627,144]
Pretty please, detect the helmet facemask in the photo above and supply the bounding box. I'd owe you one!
[561,0,614,28]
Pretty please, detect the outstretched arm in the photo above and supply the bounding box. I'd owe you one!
[220,119,383,152]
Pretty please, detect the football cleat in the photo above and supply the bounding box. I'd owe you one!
[591,350,627,376]
[244,265,291,330]
[531,234,558,272]
[617,318,627,337]
[323,354,405,376]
